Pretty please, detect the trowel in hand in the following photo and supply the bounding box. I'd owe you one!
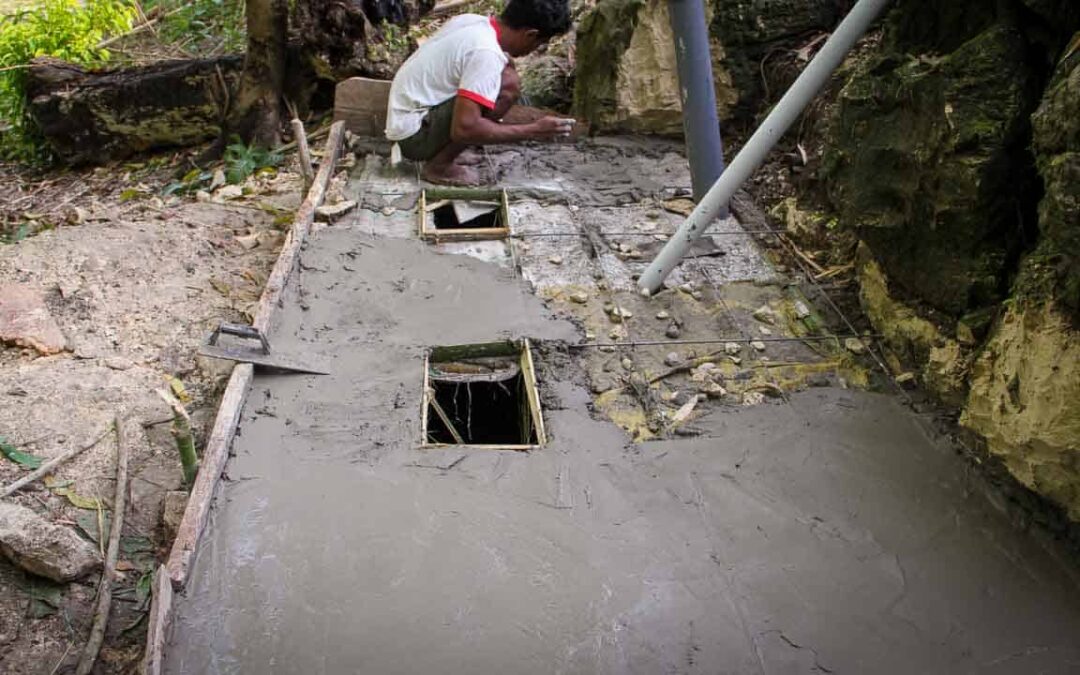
[199,322,328,375]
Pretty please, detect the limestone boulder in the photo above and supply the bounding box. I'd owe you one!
[959,35,1080,522]
[0,502,102,582]
[574,0,737,135]
[823,23,1041,316]
[961,302,1080,521]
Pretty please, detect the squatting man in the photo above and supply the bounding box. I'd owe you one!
[385,0,576,186]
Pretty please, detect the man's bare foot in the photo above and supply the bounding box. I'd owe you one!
[422,162,481,186]
[455,149,485,166]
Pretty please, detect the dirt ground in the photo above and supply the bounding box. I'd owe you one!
[0,153,307,673]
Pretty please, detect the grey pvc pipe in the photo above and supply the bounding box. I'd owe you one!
[639,0,893,295]
[669,0,726,203]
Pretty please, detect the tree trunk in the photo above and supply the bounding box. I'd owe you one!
[25,56,242,164]
[225,0,289,148]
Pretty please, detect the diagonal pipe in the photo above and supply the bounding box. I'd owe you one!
[639,0,893,295]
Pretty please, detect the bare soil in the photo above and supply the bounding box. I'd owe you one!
[0,151,305,673]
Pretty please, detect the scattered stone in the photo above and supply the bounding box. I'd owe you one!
[895,372,917,388]
[666,323,682,339]
[0,502,102,582]
[194,189,211,202]
[664,352,682,367]
[569,291,589,304]
[597,280,609,291]
[807,374,831,388]
[742,391,767,406]
[209,168,226,190]
[759,326,773,336]
[599,345,616,353]
[655,310,670,320]
[654,234,669,241]
[380,206,396,216]
[315,200,358,222]
[691,290,704,301]
[750,340,766,352]
[621,358,634,371]
[728,355,742,365]
[672,390,695,406]
[162,490,188,543]
[690,363,717,382]
[701,381,727,398]
[606,306,633,323]
[793,301,812,320]
[584,331,596,341]
[104,356,134,371]
[0,284,67,355]
[548,255,564,265]
[753,305,779,325]
[678,283,695,294]
[724,342,741,355]
[215,184,243,200]
[647,210,661,220]
[845,337,868,355]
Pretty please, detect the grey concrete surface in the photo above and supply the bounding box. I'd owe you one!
[164,228,1080,675]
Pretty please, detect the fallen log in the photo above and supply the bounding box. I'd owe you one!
[26,55,242,164]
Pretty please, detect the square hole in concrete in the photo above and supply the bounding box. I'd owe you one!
[422,339,546,450]
[420,188,511,242]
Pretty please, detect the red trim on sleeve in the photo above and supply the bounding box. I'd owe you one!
[489,16,502,42]
[458,89,496,109]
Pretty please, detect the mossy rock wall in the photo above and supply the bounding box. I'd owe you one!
[958,36,1080,521]
[823,22,1041,316]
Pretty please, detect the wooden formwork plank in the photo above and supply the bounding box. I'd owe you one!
[146,122,347,673]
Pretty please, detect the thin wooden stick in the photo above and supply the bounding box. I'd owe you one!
[291,118,315,194]
[426,388,465,444]
[75,413,130,675]
[0,426,111,499]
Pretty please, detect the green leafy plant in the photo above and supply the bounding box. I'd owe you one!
[0,0,135,161]
[151,0,244,54]
[223,136,281,184]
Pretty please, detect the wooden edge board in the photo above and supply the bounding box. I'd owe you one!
[521,339,547,446]
[146,123,346,674]
[141,566,174,675]
[420,354,430,445]
[420,443,536,451]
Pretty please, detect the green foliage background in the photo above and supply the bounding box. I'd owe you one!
[0,0,135,161]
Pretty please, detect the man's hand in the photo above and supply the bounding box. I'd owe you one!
[530,116,575,141]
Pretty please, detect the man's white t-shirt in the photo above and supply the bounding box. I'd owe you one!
[385,15,509,142]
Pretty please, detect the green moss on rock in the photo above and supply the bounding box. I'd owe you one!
[824,24,1041,316]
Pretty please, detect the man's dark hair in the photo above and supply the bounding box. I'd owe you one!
[501,0,572,40]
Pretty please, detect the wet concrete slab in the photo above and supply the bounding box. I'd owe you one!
[164,221,1080,674]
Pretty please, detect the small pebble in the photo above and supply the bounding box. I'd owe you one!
[656,310,671,320]
[724,342,741,355]
[104,357,134,371]
[845,337,867,355]
[549,255,564,265]
[621,358,634,371]
[380,206,396,216]
[794,301,811,319]
[599,345,616,353]
[678,283,695,294]
[750,340,766,352]
[654,234,669,241]
[701,382,727,398]
[728,355,742,365]
[569,291,589,304]
[895,372,916,387]
[666,324,682,339]
[664,352,682,367]
[585,331,597,341]
[691,290,704,301]
[759,326,773,336]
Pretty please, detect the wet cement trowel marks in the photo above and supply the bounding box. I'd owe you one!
[165,221,1080,673]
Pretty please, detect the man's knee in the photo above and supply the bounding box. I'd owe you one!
[500,63,521,99]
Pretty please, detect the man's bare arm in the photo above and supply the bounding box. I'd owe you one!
[450,97,571,144]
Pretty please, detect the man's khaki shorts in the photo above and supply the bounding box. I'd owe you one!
[398,98,456,162]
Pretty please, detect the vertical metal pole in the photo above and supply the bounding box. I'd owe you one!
[639,0,893,295]
[669,0,726,204]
